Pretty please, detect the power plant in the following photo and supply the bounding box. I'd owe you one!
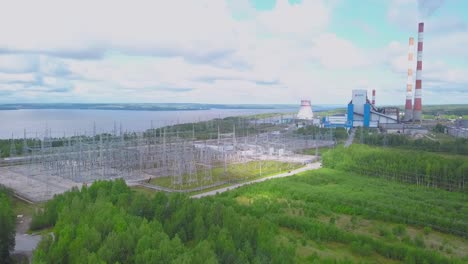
[322,21,427,128]
[322,89,398,128]
[347,90,398,128]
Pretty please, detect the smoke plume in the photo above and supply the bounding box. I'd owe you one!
[418,0,445,18]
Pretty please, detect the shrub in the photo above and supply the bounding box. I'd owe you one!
[377,226,391,237]
[392,225,406,236]
[351,241,373,256]
[423,226,432,235]
[413,235,425,248]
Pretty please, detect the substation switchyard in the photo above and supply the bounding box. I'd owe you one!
[0,123,334,202]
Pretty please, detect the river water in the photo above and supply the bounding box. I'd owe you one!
[0,108,295,139]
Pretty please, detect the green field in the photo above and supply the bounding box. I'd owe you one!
[323,145,468,192]
[149,160,302,190]
[220,168,468,263]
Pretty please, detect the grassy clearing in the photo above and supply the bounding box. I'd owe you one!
[12,197,37,217]
[149,160,301,190]
[217,168,468,263]
[11,197,42,234]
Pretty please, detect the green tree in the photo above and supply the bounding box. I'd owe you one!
[190,240,218,264]
[0,190,15,263]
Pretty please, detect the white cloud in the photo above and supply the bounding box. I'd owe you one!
[257,0,330,37]
[310,34,370,69]
[0,0,466,105]
[0,0,238,59]
[0,0,379,104]
[388,0,419,30]
[0,72,36,83]
[0,54,38,73]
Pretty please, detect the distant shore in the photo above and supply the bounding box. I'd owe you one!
[0,103,299,112]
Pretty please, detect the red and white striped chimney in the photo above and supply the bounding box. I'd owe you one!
[371,89,376,106]
[413,22,424,121]
[404,37,415,121]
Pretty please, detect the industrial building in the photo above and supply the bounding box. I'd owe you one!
[347,90,398,128]
[322,115,348,128]
[322,89,399,128]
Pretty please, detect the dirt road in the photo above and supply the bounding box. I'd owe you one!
[191,162,322,198]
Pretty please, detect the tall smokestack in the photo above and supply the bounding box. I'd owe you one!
[404,37,415,121]
[413,22,424,121]
[372,89,376,106]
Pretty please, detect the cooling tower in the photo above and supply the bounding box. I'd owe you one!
[296,100,314,120]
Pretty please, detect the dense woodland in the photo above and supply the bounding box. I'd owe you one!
[0,186,16,263]
[322,145,468,191]
[31,171,467,263]
[31,180,294,263]
[356,128,468,155]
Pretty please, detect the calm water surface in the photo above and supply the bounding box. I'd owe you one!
[0,109,295,139]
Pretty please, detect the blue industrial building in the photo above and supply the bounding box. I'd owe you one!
[323,90,398,128]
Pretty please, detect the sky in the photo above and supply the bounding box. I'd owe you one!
[0,0,467,105]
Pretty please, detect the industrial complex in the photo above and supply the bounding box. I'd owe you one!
[312,89,398,129]
[317,22,428,131]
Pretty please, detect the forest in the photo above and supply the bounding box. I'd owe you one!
[355,128,468,155]
[322,145,467,191]
[0,186,16,263]
[30,170,467,263]
[31,180,294,264]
